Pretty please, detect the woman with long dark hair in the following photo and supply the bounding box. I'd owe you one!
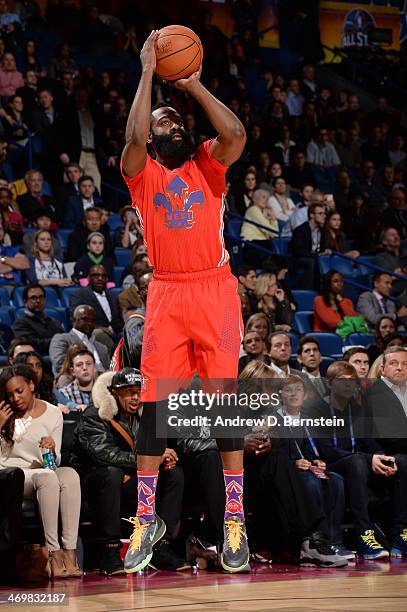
[313,270,357,332]
[323,210,359,258]
[0,365,81,578]
[13,351,55,404]
[367,315,397,364]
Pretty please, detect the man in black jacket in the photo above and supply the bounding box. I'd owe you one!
[70,369,185,574]
[289,202,329,289]
[11,284,63,354]
[69,265,122,352]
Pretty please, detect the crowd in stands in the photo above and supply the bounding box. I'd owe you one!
[0,0,406,582]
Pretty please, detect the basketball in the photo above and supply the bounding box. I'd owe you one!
[155,25,203,81]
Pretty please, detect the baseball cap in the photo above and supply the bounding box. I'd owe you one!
[110,368,142,389]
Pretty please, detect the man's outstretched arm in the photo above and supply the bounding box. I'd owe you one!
[121,31,158,178]
[175,72,246,167]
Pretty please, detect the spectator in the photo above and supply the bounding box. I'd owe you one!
[271,125,296,168]
[367,315,397,364]
[313,270,357,333]
[301,64,317,100]
[13,350,56,404]
[355,161,386,210]
[389,134,406,170]
[26,229,72,289]
[0,364,82,578]
[336,127,363,170]
[289,202,328,289]
[113,206,142,249]
[0,52,24,98]
[112,286,148,371]
[296,336,328,400]
[375,227,406,272]
[7,337,35,364]
[118,267,151,320]
[58,349,96,412]
[17,169,57,225]
[380,165,396,200]
[235,263,257,313]
[0,186,23,244]
[342,192,378,253]
[323,210,360,258]
[65,207,113,262]
[361,126,390,170]
[120,252,150,291]
[21,39,43,76]
[48,43,78,81]
[0,222,28,288]
[241,189,278,267]
[15,69,38,116]
[57,163,82,211]
[11,284,64,354]
[2,95,28,146]
[308,361,398,560]
[277,375,350,561]
[22,212,62,259]
[356,272,397,330]
[268,177,296,222]
[238,331,269,373]
[283,185,317,235]
[69,369,185,574]
[50,304,110,376]
[343,347,370,378]
[269,331,292,377]
[255,272,294,331]
[232,170,256,216]
[381,188,407,241]
[283,150,315,192]
[69,264,122,352]
[333,170,353,212]
[285,79,304,117]
[245,312,272,347]
[64,175,103,229]
[73,232,115,287]
[306,127,340,168]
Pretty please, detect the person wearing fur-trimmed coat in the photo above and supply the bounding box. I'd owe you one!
[69,369,185,575]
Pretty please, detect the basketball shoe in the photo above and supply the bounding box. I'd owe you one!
[391,529,407,558]
[220,516,250,572]
[123,514,166,573]
[356,530,389,560]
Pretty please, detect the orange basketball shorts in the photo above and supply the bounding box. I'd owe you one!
[140,264,243,402]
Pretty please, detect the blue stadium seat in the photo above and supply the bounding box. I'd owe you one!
[288,333,298,355]
[356,256,376,275]
[329,255,355,277]
[0,306,15,326]
[320,357,335,376]
[318,255,331,276]
[110,287,122,302]
[107,213,122,231]
[346,333,374,347]
[0,287,10,306]
[114,248,132,267]
[292,290,317,311]
[60,287,80,309]
[293,311,313,334]
[225,219,242,240]
[15,307,67,330]
[114,266,124,287]
[12,286,60,308]
[311,333,343,358]
[57,229,71,249]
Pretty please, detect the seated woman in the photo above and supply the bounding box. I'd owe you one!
[255,272,294,331]
[367,315,397,364]
[0,364,82,578]
[113,206,142,248]
[0,187,24,245]
[241,189,279,268]
[27,230,73,289]
[245,312,272,351]
[73,232,115,287]
[323,210,360,259]
[313,270,357,332]
[267,177,296,222]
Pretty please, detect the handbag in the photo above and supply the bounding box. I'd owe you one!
[336,316,369,339]
[15,544,49,582]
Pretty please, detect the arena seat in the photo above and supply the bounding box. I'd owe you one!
[356,256,376,275]
[0,306,14,327]
[56,229,72,249]
[0,287,10,306]
[114,248,132,267]
[288,333,298,355]
[60,287,80,309]
[346,333,374,347]
[292,290,317,311]
[12,286,60,308]
[224,219,242,240]
[15,307,68,329]
[293,311,313,334]
[320,357,336,375]
[114,266,124,286]
[107,213,122,231]
[311,333,343,358]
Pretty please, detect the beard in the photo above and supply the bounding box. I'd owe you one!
[151,130,194,164]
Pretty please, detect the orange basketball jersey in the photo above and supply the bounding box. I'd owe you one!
[121,139,229,273]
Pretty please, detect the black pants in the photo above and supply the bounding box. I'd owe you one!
[328,452,407,535]
[244,451,324,551]
[81,464,184,544]
[243,240,275,268]
[180,448,226,545]
[0,467,24,583]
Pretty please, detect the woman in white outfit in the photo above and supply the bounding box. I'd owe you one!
[0,364,81,578]
[268,177,296,222]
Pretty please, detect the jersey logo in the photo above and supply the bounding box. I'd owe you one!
[153,176,204,229]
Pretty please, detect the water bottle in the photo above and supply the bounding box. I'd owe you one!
[41,447,57,471]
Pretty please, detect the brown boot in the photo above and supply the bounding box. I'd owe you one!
[61,550,83,578]
[48,549,68,579]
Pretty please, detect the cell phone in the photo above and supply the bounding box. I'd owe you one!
[382,459,395,468]
[128,210,136,217]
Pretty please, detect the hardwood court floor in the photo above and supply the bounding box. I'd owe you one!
[1,560,407,611]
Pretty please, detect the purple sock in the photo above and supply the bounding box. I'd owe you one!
[136,471,158,523]
[224,470,244,521]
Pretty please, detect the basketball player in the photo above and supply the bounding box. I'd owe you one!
[121,31,249,573]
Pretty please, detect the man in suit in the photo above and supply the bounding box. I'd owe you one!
[49,304,110,375]
[30,89,61,194]
[63,175,103,228]
[365,346,407,557]
[65,207,113,262]
[17,169,57,226]
[69,264,122,353]
[296,335,329,401]
[356,272,397,330]
[289,202,329,289]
